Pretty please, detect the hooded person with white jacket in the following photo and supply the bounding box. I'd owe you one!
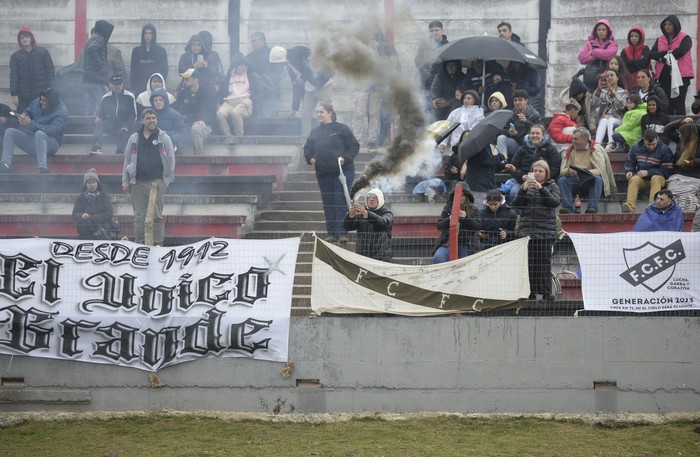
[343,188,393,262]
[135,73,176,112]
[439,90,484,151]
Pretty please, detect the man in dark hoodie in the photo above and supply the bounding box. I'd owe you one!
[178,33,221,90]
[1,88,68,173]
[247,31,283,117]
[150,88,187,153]
[173,68,216,155]
[90,75,136,155]
[83,20,114,116]
[430,60,465,120]
[130,24,169,95]
[650,15,694,115]
[10,28,55,113]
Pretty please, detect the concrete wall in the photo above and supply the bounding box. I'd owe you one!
[0,1,696,116]
[1,316,699,413]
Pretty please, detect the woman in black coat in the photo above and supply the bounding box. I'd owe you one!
[303,103,359,242]
[343,188,393,262]
[513,160,561,300]
[72,169,114,239]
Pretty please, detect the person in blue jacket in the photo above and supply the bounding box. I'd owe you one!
[633,189,684,232]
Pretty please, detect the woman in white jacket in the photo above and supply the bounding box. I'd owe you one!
[440,90,484,151]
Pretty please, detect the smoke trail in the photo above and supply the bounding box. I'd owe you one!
[311,7,440,198]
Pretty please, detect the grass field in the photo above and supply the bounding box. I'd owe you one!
[1,413,699,456]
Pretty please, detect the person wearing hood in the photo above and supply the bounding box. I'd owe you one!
[641,95,671,143]
[559,77,595,132]
[650,15,694,115]
[303,103,359,243]
[217,53,258,137]
[10,28,55,113]
[136,73,176,111]
[620,26,651,89]
[485,91,508,115]
[505,123,560,202]
[1,88,68,174]
[90,75,136,155]
[432,183,481,263]
[83,20,114,116]
[633,189,684,232]
[431,59,466,120]
[506,61,542,114]
[463,59,505,98]
[484,74,512,112]
[343,188,393,262]
[558,127,617,214]
[513,160,561,300]
[150,88,187,153]
[578,19,619,92]
[479,189,517,250]
[72,168,115,240]
[440,90,484,151]
[130,24,169,95]
[198,31,224,89]
[178,33,220,90]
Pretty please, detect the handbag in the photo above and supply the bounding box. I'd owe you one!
[583,59,607,88]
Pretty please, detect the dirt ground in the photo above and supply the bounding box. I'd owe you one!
[2,410,699,428]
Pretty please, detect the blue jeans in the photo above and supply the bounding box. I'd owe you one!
[2,128,59,169]
[558,175,603,212]
[317,170,354,237]
[84,83,108,116]
[496,135,520,161]
[432,245,470,264]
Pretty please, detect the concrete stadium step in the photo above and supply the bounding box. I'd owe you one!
[10,154,292,185]
[0,173,277,203]
[0,214,247,240]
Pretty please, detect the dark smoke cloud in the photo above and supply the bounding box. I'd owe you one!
[311,10,439,198]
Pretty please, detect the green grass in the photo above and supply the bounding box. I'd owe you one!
[0,415,699,456]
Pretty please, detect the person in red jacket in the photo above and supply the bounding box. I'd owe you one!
[620,26,651,90]
[548,99,581,152]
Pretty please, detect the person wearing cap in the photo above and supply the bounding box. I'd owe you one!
[173,68,217,155]
[72,168,115,239]
[122,108,175,246]
[343,188,393,261]
[216,53,258,137]
[82,20,114,116]
[1,88,68,174]
[479,189,517,250]
[633,189,684,232]
[90,75,136,155]
[512,160,561,300]
[432,183,481,264]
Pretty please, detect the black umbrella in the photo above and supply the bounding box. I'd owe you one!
[438,36,547,68]
[458,109,512,162]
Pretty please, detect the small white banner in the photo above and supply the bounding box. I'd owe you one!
[311,237,530,315]
[569,232,700,312]
[0,237,300,370]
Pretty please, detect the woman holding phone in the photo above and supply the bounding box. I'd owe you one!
[513,160,561,300]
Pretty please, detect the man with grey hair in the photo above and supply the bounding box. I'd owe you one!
[558,127,616,214]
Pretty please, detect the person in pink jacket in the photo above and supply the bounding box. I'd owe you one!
[650,14,694,115]
[578,19,619,92]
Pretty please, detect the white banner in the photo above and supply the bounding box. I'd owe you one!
[0,237,300,371]
[311,237,530,315]
[569,232,700,312]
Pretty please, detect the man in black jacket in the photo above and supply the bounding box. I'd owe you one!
[173,68,217,155]
[83,20,114,116]
[10,28,55,113]
[91,75,136,155]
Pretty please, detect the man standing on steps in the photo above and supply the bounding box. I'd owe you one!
[122,108,175,246]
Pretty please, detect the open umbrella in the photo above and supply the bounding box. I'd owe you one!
[438,36,547,107]
[426,120,461,144]
[438,36,547,68]
[458,109,512,162]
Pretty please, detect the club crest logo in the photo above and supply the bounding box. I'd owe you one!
[619,240,686,292]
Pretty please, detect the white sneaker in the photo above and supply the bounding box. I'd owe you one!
[425,187,437,204]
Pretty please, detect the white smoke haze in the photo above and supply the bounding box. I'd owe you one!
[310,5,441,198]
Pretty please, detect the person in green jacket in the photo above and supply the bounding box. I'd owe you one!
[608,94,645,153]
